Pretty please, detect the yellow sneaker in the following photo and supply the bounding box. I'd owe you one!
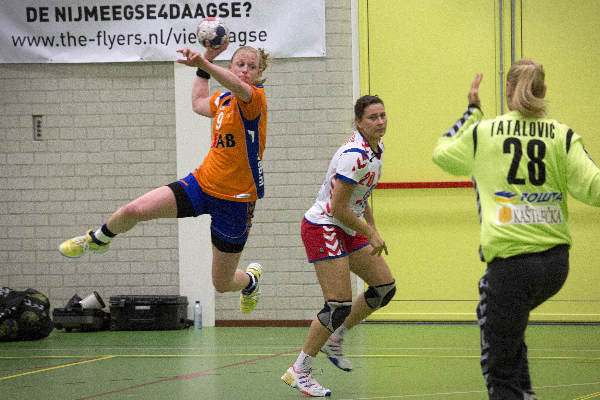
[58,230,110,258]
[240,263,262,314]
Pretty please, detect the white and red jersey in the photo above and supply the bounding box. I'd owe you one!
[305,130,383,235]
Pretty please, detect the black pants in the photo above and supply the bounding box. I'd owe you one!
[477,244,569,400]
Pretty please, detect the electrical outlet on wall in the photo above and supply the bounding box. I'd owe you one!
[33,115,43,140]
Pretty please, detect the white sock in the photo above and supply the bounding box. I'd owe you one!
[92,223,116,244]
[94,229,111,244]
[293,351,313,372]
[330,324,348,342]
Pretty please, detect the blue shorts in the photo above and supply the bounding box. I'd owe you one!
[167,173,255,251]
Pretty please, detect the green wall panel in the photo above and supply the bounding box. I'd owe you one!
[369,188,483,321]
[360,0,498,183]
[360,0,600,321]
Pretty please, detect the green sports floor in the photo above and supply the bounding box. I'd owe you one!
[1,324,599,399]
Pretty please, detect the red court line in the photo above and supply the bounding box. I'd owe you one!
[76,349,300,400]
[375,181,473,189]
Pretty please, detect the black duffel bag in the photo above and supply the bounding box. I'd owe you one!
[0,287,53,341]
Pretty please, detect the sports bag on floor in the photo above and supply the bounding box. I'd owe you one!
[0,287,53,341]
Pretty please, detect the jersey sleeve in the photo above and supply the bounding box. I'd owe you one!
[335,149,369,185]
[432,105,483,177]
[237,86,265,120]
[209,91,223,117]
[566,132,600,206]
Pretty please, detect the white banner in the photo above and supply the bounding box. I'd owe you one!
[0,0,326,63]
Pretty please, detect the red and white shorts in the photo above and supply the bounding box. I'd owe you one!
[301,218,370,262]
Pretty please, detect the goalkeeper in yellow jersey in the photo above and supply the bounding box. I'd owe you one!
[433,60,600,400]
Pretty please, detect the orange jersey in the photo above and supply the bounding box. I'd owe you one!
[193,85,267,202]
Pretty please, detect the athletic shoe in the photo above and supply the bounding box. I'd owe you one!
[281,365,331,397]
[58,230,110,258]
[320,337,352,371]
[240,263,262,314]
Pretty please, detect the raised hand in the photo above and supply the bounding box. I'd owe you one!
[176,38,229,68]
[468,73,483,108]
[203,38,229,62]
[175,47,208,68]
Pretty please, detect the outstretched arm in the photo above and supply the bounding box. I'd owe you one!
[432,74,484,176]
[176,42,230,116]
[177,40,254,110]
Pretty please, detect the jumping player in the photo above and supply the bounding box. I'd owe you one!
[282,95,396,397]
[59,39,271,314]
[433,60,600,399]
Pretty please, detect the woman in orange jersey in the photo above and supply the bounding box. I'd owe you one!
[59,39,271,314]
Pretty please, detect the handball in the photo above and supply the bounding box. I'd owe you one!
[197,17,229,49]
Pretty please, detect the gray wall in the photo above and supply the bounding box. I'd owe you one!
[0,0,355,321]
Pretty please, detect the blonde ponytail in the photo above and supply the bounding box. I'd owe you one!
[506,59,547,118]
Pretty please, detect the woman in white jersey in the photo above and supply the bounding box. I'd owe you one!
[433,59,600,400]
[281,95,396,397]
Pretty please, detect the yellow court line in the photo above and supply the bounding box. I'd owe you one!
[350,354,479,360]
[0,353,287,360]
[118,353,285,357]
[3,353,599,361]
[348,354,600,362]
[2,353,312,360]
[115,353,600,361]
[0,355,101,359]
[530,356,600,361]
[574,392,600,400]
[0,355,116,381]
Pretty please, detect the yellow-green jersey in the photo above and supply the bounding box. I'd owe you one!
[433,106,600,262]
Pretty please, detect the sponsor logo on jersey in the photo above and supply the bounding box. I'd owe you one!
[520,191,563,203]
[494,190,517,203]
[214,133,236,148]
[496,205,564,225]
[494,190,563,204]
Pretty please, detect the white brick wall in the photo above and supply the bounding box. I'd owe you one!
[0,61,180,306]
[0,0,355,321]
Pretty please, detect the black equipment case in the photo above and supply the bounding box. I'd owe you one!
[109,295,190,331]
[53,308,110,332]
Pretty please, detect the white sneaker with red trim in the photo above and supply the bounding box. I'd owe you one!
[281,365,331,397]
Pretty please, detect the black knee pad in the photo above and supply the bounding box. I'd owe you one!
[317,300,352,332]
[365,281,396,309]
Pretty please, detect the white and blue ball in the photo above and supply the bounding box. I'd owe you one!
[196,17,229,49]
